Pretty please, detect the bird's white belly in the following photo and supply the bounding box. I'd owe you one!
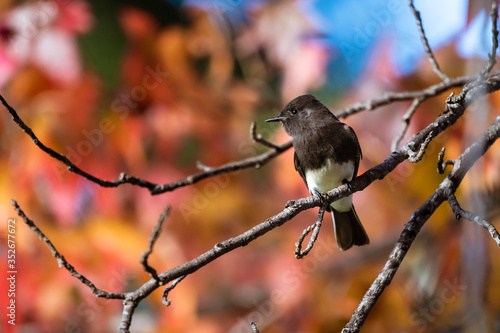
[305,158,354,212]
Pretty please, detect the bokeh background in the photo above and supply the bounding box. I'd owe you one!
[1,0,500,332]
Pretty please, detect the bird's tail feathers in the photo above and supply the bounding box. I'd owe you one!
[332,206,369,251]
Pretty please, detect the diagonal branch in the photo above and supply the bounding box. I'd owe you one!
[447,194,500,247]
[335,72,489,119]
[11,200,126,300]
[409,0,449,81]
[391,97,423,151]
[149,142,292,194]
[0,94,159,191]
[342,114,500,332]
[0,93,291,195]
[140,205,170,283]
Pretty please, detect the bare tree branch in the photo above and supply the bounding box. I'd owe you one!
[481,0,499,76]
[409,0,449,81]
[437,147,455,174]
[251,121,282,150]
[295,205,326,259]
[0,93,292,196]
[391,97,423,151]
[335,72,486,119]
[11,200,126,300]
[447,194,500,247]
[119,300,138,333]
[140,205,170,283]
[162,275,186,306]
[407,130,434,163]
[342,114,500,333]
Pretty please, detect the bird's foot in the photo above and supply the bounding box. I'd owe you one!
[313,189,329,205]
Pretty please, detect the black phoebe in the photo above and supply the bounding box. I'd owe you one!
[266,94,369,251]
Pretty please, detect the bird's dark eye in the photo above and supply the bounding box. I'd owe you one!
[291,109,297,115]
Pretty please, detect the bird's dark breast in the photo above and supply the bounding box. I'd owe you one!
[293,123,361,172]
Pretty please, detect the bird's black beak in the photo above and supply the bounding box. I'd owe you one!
[265,115,284,122]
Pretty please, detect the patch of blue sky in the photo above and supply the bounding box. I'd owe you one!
[457,9,496,59]
[298,0,470,88]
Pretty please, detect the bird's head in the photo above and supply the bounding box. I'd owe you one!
[266,94,337,137]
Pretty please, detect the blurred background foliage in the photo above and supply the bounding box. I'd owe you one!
[1,0,500,332]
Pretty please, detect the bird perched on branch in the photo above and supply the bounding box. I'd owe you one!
[266,94,369,250]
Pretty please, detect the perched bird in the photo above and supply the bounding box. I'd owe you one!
[266,94,369,250]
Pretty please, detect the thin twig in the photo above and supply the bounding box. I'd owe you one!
[391,97,423,151]
[150,142,293,193]
[295,205,326,259]
[481,1,499,76]
[409,0,449,81]
[140,205,171,283]
[11,200,126,300]
[162,275,186,306]
[335,72,489,119]
[343,114,500,332]
[437,147,455,174]
[407,130,434,163]
[447,194,500,247]
[251,121,282,150]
